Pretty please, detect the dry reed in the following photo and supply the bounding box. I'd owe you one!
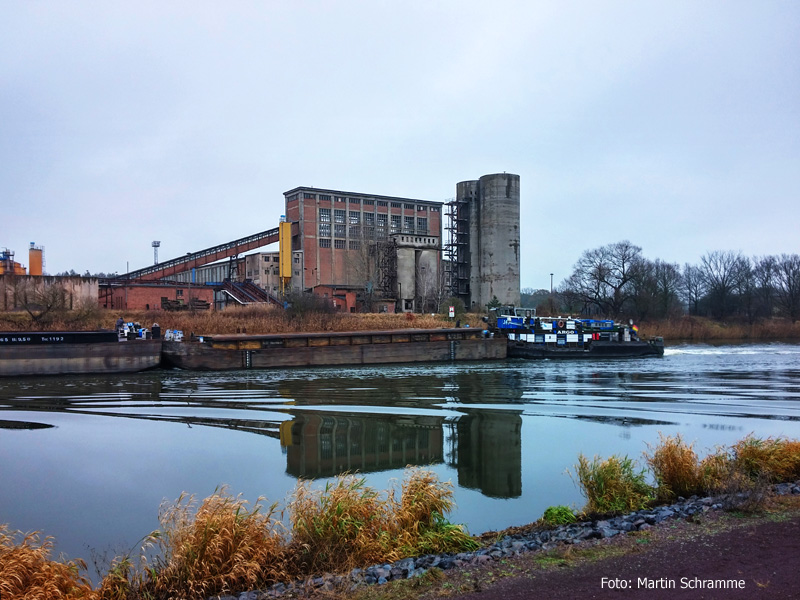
[0,524,95,600]
[644,433,704,501]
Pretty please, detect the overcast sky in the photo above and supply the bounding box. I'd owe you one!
[2,1,798,289]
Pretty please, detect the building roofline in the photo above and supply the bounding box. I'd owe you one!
[283,186,442,206]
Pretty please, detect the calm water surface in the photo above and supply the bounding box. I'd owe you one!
[1,342,799,568]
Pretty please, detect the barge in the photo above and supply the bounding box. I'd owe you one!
[492,308,664,359]
[161,327,506,370]
[0,330,162,377]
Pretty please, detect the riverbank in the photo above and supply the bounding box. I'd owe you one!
[2,307,798,341]
[345,493,800,600]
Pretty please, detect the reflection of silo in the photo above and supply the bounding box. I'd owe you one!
[456,174,520,309]
[28,243,43,277]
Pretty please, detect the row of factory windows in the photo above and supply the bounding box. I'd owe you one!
[319,210,427,233]
[288,192,439,213]
[318,221,427,239]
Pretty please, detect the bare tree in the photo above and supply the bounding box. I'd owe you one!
[681,263,706,315]
[752,255,778,318]
[699,250,747,319]
[564,240,644,317]
[775,254,800,323]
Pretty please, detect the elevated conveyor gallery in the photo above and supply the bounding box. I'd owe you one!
[122,227,282,281]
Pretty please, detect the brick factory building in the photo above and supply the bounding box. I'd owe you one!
[285,187,443,312]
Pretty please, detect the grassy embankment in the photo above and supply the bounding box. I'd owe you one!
[3,434,800,600]
[0,305,485,334]
[2,304,798,341]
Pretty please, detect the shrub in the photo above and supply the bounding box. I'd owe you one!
[644,433,704,501]
[541,505,576,526]
[573,454,653,516]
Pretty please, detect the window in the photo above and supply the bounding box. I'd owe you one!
[430,206,439,212]
[364,226,375,238]
[264,269,268,275]
[319,208,331,223]
[319,194,331,201]
[349,211,360,224]
[334,224,346,238]
[349,240,361,250]
[177,289,184,297]
[304,192,315,199]
[363,199,374,206]
[287,193,299,202]
[364,213,375,226]
[391,202,401,208]
[294,257,300,263]
[273,256,279,262]
[391,215,401,233]
[403,216,414,232]
[335,196,345,203]
[417,205,427,212]
[349,225,361,237]
[319,223,331,237]
[349,197,360,204]
[319,238,331,248]
[273,268,279,275]
[377,200,388,207]
[404,203,414,209]
[334,239,346,249]
[334,209,346,223]
[294,270,300,276]
[377,213,387,227]
[417,217,428,232]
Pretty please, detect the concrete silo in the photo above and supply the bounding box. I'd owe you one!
[450,173,520,310]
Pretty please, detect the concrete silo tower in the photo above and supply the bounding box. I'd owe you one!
[449,173,520,310]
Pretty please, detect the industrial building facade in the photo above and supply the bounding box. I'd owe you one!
[285,187,443,312]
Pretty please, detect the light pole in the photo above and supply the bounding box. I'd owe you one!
[550,273,553,294]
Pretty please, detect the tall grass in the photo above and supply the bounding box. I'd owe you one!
[91,469,474,600]
[288,469,476,574]
[572,454,653,516]
[0,524,95,600]
[644,433,704,501]
[0,304,483,333]
[639,316,800,341]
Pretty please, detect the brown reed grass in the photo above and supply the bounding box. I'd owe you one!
[0,524,95,600]
[730,435,800,482]
[0,303,483,333]
[139,489,286,600]
[644,433,704,501]
[638,316,800,341]
[287,468,475,575]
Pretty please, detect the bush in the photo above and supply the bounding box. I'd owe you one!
[573,454,653,516]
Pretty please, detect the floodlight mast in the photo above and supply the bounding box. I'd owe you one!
[152,241,161,265]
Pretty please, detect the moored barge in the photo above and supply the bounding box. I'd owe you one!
[161,327,506,370]
[0,330,162,377]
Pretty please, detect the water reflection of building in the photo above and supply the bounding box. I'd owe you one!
[448,410,522,498]
[282,413,443,478]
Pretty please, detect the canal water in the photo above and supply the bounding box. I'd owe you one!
[1,342,799,571]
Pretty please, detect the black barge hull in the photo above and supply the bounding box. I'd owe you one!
[508,339,664,359]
